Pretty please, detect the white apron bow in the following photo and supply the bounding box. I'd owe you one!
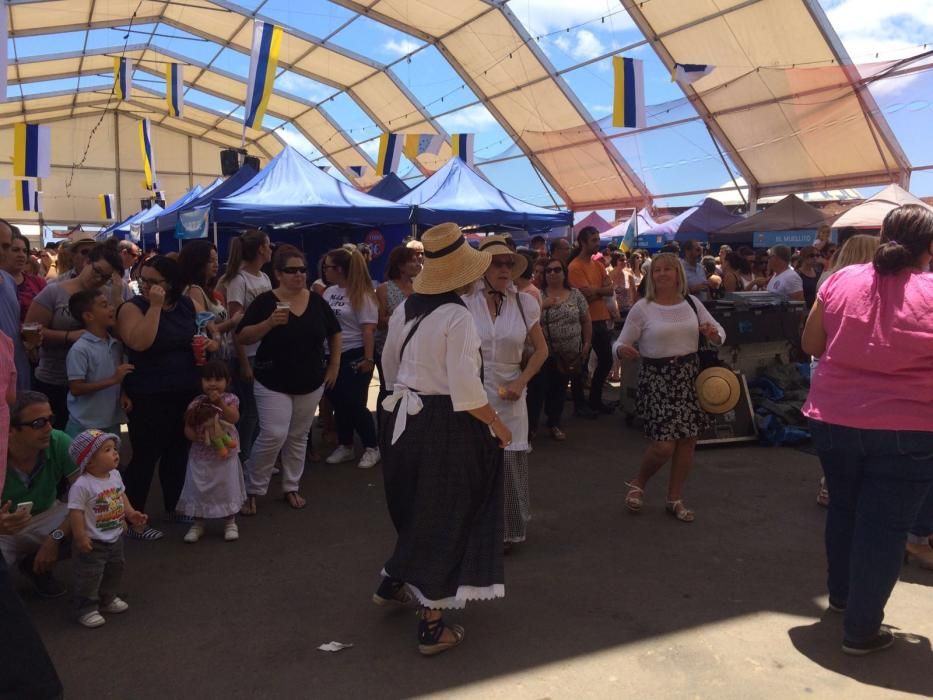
[381,386,424,445]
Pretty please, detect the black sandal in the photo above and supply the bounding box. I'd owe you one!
[418,611,465,656]
[372,577,416,608]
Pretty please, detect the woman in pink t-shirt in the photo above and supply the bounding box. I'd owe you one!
[802,204,933,656]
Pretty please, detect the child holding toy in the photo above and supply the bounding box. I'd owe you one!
[176,360,245,543]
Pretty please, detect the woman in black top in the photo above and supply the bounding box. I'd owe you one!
[237,245,341,514]
[116,256,217,539]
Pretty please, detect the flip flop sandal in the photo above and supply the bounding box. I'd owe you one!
[284,491,307,510]
[240,495,257,517]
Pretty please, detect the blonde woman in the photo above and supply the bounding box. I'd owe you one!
[816,234,879,292]
[322,247,381,469]
[613,253,725,522]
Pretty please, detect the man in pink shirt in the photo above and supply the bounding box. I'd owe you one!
[802,204,933,656]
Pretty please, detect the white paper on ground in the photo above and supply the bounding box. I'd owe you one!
[317,641,353,653]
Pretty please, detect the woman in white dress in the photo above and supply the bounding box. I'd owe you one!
[463,236,548,548]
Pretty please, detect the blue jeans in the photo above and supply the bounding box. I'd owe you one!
[809,420,933,643]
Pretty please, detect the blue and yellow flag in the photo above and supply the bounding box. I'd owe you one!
[99,194,115,220]
[612,56,646,129]
[244,20,283,129]
[376,133,402,176]
[451,133,474,166]
[138,119,157,190]
[114,57,133,100]
[166,63,184,117]
[14,180,40,212]
[403,134,444,161]
[13,123,51,178]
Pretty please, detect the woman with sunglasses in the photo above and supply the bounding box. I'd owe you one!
[321,247,381,469]
[237,246,340,513]
[117,255,217,540]
[463,236,547,549]
[25,242,124,429]
[528,259,591,441]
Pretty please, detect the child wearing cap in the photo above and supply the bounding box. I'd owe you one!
[67,429,147,628]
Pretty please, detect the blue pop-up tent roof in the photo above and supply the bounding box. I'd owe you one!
[644,198,743,242]
[143,168,258,236]
[397,157,571,232]
[213,146,410,226]
[367,172,411,202]
[99,203,165,239]
[139,184,213,236]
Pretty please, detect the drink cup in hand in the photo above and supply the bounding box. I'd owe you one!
[21,322,41,346]
[192,335,208,366]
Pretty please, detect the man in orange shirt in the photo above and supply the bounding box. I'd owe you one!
[568,227,616,414]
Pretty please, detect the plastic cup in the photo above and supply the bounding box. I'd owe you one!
[192,335,208,366]
[22,322,41,345]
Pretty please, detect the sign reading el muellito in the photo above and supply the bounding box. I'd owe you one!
[176,207,210,240]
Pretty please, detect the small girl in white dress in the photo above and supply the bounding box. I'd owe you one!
[177,360,246,543]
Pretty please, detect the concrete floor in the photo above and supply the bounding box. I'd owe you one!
[21,386,933,699]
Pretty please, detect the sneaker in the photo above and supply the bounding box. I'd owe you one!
[326,445,355,464]
[78,611,106,628]
[842,628,895,656]
[101,597,129,614]
[126,526,164,541]
[224,522,239,542]
[358,447,381,469]
[183,523,204,543]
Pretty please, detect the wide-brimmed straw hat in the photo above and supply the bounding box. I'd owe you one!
[696,367,741,414]
[477,235,527,279]
[412,223,493,294]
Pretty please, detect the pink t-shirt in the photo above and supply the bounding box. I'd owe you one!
[0,333,16,494]
[803,263,933,431]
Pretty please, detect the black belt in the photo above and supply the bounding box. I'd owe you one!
[641,352,698,368]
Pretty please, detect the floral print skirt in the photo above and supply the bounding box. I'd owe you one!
[636,355,707,442]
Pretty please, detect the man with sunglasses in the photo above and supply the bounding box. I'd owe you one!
[0,391,79,598]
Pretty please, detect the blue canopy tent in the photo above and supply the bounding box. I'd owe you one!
[643,198,742,244]
[98,203,164,240]
[212,147,410,226]
[367,172,411,202]
[396,157,572,234]
[139,184,210,239]
[142,168,258,239]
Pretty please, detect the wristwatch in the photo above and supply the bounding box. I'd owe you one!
[50,529,65,542]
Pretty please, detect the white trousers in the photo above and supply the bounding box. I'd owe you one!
[245,381,324,496]
[0,501,69,565]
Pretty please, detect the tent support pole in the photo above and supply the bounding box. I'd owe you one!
[113,113,123,221]
[213,222,218,247]
[748,186,759,215]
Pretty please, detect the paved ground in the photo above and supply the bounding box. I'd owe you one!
[19,385,933,699]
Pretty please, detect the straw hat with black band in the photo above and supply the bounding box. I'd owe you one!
[477,235,527,280]
[412,223,493,295]
[695,367,741,414]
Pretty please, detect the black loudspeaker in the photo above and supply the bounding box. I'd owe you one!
[244,155,260,171]
[140,199,152,210]
[221,149,241,176]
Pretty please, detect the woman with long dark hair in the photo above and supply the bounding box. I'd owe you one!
[802,204,933,655]
[3,231,46,320]
[322,247,381,469]
[117,256,218,540]
[219,230,272,462]
[375,246,421,416]
[178,240,240,361]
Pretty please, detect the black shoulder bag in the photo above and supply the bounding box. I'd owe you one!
[684,295,721,370]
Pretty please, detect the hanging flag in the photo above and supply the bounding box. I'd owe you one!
[612,56,646,129]
[244,20,283,129]
[451,133,475,166]
[99,194,116,220]
[137,119,157,190]
[154,189,166,203]
[403,133,444,161]
[165,63,184,117]
[0,7,8,101]
[671,63,715,85]
[14,180,40,212]
[375,133,402,176]
[13,123,51,179]
[113,57,133,100]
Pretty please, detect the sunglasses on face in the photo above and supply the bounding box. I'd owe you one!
[15,415,54,429]
[279,266,307,275]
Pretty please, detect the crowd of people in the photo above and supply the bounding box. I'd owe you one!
[0,204,930,694]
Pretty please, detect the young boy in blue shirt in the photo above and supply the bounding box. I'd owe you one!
[65,289,134,436]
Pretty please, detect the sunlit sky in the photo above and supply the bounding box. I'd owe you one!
[10,0,933,214]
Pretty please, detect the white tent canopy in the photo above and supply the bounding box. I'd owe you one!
[832,184,933,229]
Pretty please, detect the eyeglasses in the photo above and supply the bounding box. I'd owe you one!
[139,276,165,287]
[279,266,307,274]
[545,267,563,273]
[491,259,515,269]
[15,415,54,429]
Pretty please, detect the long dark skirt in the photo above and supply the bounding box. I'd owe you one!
[637,355,707,442]
[380,395,504,609]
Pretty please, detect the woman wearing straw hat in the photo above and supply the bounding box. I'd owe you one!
[463,236,548,549]
[374,223,512,656]
[612,253,725,523]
